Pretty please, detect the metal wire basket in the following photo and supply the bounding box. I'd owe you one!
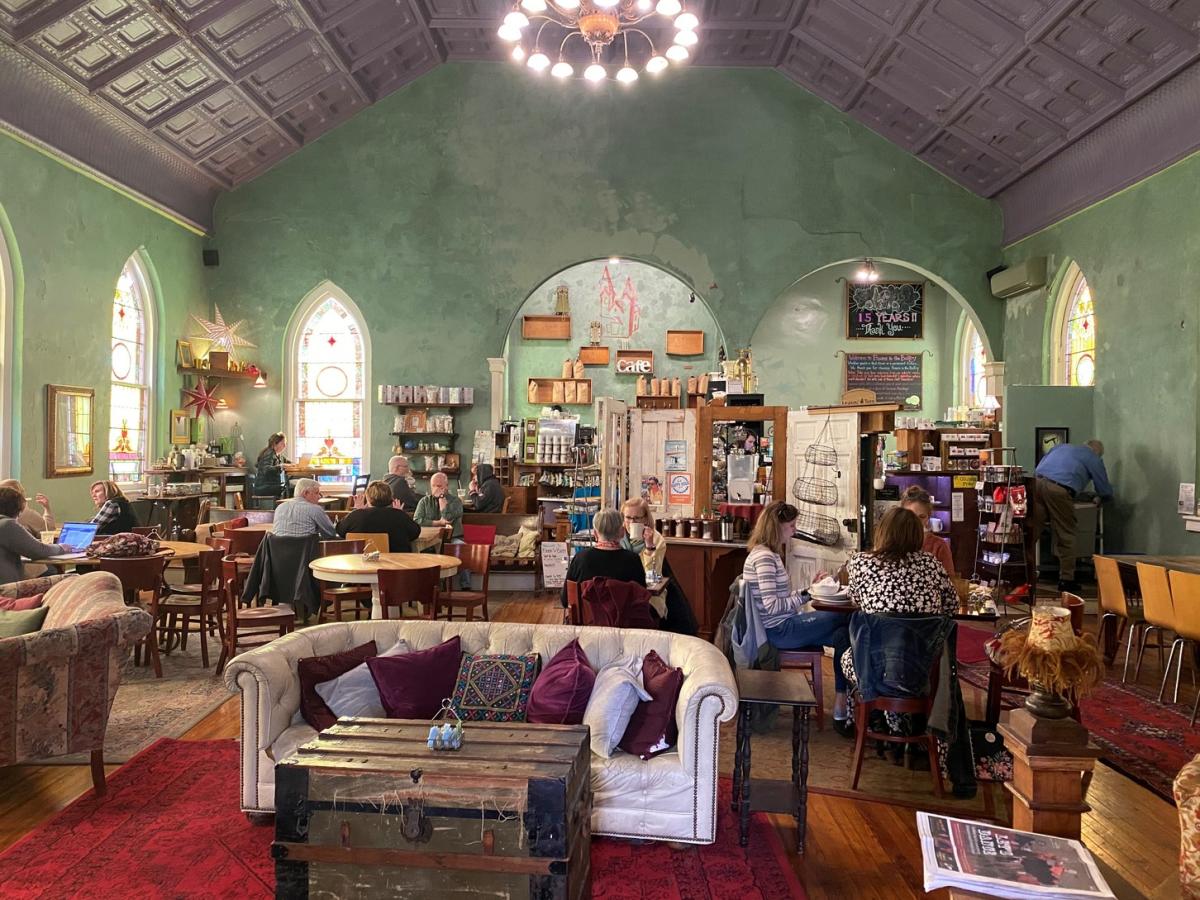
[794,507,840,547]
[792,476,838,506]
[804,444,838,467]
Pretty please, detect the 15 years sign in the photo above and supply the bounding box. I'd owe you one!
[846,281,924,339]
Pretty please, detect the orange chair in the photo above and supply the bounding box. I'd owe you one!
[437,542,492,621]
[345,531,390,554]
[1094,555,1148,682]
[216,554,294,673]
[92,555,170,679]
[1135,562,1178,702]
[1167,570,1200,720]
[159,548,224,668]
[316,539,369,622]
[378,566,441,620]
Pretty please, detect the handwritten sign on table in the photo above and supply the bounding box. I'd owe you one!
[844,353,923,409]
[846,281,924,339]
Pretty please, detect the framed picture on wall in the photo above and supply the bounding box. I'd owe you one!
[45,384,94,478]
[176,340,193,369]
[1035,427,1069,463]
[170,409,191,445]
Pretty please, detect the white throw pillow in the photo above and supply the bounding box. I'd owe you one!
[315,639,411,719]
[583,657,652,758]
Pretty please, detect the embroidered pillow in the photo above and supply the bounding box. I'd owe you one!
[526,639,595,725]
[297,640,378,731]
[368,635,462,720]
[619,650,685,760]
[451,652,540,722]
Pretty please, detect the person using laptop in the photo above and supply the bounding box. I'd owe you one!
[89,480,137,535]
[0,487,72,585]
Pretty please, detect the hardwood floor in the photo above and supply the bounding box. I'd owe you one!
[0,591,1184,899]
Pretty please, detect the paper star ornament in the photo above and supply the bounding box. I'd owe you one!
[182,377,221,419]
[190,306,256,357]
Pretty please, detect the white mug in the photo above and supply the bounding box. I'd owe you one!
[930,517,945,533]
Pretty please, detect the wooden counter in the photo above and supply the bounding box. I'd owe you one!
[664,536,748,641]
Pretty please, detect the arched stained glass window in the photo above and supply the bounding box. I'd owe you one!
[1051,262,1095,387]
[109,255,153,482]
[290,292,367,484]
[960,318,987,407]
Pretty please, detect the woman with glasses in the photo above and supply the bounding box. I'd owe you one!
[620,497,699,636]
[742,500,853,736]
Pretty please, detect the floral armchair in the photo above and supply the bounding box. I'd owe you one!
[0,572,151,795]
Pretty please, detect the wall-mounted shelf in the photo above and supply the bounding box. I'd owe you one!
[522,315,572,340]
[382,402,473,409]
[527,378,592,405]
[666,330,705,356]
[636,396,679,410]
[579,346,610,366]
[177,365,259,381]
[391,432,458,438]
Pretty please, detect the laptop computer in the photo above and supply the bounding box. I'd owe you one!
[50,521,99,559]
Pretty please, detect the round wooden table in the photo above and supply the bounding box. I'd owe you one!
[309,553,461,620]
[234,523,444,551]
[32,540,213,569]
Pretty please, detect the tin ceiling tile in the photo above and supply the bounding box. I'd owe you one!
[776,36,864,108]
[694,26,782,64]
[849,82,942,149]
[920,128,1019,191]
[794,0,892,72]
[906,0,1024,77]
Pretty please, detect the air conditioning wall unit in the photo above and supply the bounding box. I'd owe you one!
[990,257,1047,299]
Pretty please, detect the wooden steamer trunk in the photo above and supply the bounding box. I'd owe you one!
[273,718,592,899]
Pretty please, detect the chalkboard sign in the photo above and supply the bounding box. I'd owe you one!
[846,281,924,339]
[844,353,923,409]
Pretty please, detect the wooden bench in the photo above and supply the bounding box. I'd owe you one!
[462,513,542,587]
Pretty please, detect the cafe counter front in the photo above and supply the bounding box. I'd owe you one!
[664,536,748,641]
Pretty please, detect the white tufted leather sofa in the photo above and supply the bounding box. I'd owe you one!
[224,620,738,843]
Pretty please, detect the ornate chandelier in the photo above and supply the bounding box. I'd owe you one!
[498,0,700,83]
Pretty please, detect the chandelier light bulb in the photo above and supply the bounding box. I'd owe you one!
[674,29,697,46]
[645,55,668,73]
[503,10,529,27]
[511,45,526,60]
[665,43,689,61]
[616,65,638,83]
[584,63,607,81]
[527,51,551,71]
[655,0,682,16]
[497,23,522,41]
[636,0,652,9]
[551,60,574,78]
[557,0,580,8]
[521,0,546,9]
[673,12,698,30]
[595,0,619,7]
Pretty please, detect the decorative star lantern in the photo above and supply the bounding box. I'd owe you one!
[190,306,256,360]
[182,377,221,419]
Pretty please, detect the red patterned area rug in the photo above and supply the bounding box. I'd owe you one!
[0,739,805,899]
[959,666,1197,803]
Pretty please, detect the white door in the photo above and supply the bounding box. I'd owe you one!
[629,408,697,518]
[785,411,861,555]
[597,396,628,512]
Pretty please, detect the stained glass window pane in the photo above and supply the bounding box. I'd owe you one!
[295,297,364,484]
[960,321,987,407]
[1062,275,1096,387]
[110,259,150,482]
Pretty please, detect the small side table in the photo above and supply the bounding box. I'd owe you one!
[732,667,817,853]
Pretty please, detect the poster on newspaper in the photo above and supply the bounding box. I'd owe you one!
[917,813,1114,899]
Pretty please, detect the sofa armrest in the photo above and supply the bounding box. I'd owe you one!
[672,637,738,773]
[224,641,306,752]
[0,573,70,601]
[6,606,150,667]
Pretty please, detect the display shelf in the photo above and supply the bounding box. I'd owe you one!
[412,469,461,478]
[390,432,457,438]
[527,377,592,405]
[382,402,473,409]
[522,315,572,340]
[665,329,705,356]
[579,346,610,366]
[636,395,678,410]
[176,365,258,381]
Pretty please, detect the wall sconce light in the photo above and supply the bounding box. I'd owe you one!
[215,398,230,410]
[854,259,879,283]
[253,372,267,389]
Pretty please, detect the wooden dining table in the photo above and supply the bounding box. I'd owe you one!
[808,594,999,623]
[234,523,446,552]
[30,540,213,570]
[309,553,461,620]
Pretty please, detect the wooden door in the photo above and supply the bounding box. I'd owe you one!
[694,406,788,514]
[786,411,861,552]
[628,408,697,518]
[597,397,628,512]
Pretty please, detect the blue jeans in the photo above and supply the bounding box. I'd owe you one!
[765,611,851,694]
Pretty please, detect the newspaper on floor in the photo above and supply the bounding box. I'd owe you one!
[917,813,1116,899]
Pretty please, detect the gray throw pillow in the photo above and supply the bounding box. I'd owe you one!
[315,638,410,719]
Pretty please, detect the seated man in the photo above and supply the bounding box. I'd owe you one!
[468,463,504,513]
[413,472,464,541]
[383,455,421,513]
[337,481,421,552]
[273,478,337,539]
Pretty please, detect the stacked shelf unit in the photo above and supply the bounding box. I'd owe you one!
[379,386,472,482]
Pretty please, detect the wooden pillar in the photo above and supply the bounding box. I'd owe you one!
[997,707,1102,840]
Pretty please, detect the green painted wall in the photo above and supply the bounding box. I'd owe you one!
[0,133,209,521]
[505,258,724,422]
[1002,149,1200,553]
[206,62,1002,482]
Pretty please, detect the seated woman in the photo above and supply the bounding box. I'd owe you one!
[337,481,421,552]
[840,506,958,751]
[900,485,955,576]
[561,508,645,608]
[620,496,698,636]
[0,487,71,585]
[254,433,288,506]
[742,500,853,736]
[0,480,54,535]
[90,480,137,535]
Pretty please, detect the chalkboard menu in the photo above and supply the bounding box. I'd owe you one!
[847,281,924,339]
[844,353,923,410]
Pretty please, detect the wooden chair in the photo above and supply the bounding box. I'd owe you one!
[1095,554,1147,682]
[226,526,267,557]
[92,555,170,679]
[437,543,492,621]
[345,531,390,553]
[216,554,295,674]
[501,495,512,513]
[565,578,586,625]
[1166,570,1200,716]
[778,650,824,732]
[159,548,223,668]
[850,689,944,797]
[208,535,233,554]
[1135,562,1178,701]
[378,566,441,620]
[316,539,368,623]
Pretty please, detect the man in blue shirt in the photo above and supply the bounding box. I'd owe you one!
[1032,440,1113,592]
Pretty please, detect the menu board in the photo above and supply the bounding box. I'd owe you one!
[846,281,924,339]
[844,353,923,409]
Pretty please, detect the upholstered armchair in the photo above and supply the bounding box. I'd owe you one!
[0,572,152,795]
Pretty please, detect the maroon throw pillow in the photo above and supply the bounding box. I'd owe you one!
[0,593,43,612]
[526,639,596,725]
[368,636,462,720]
[298,640,378,731]
[619,650,685,760]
